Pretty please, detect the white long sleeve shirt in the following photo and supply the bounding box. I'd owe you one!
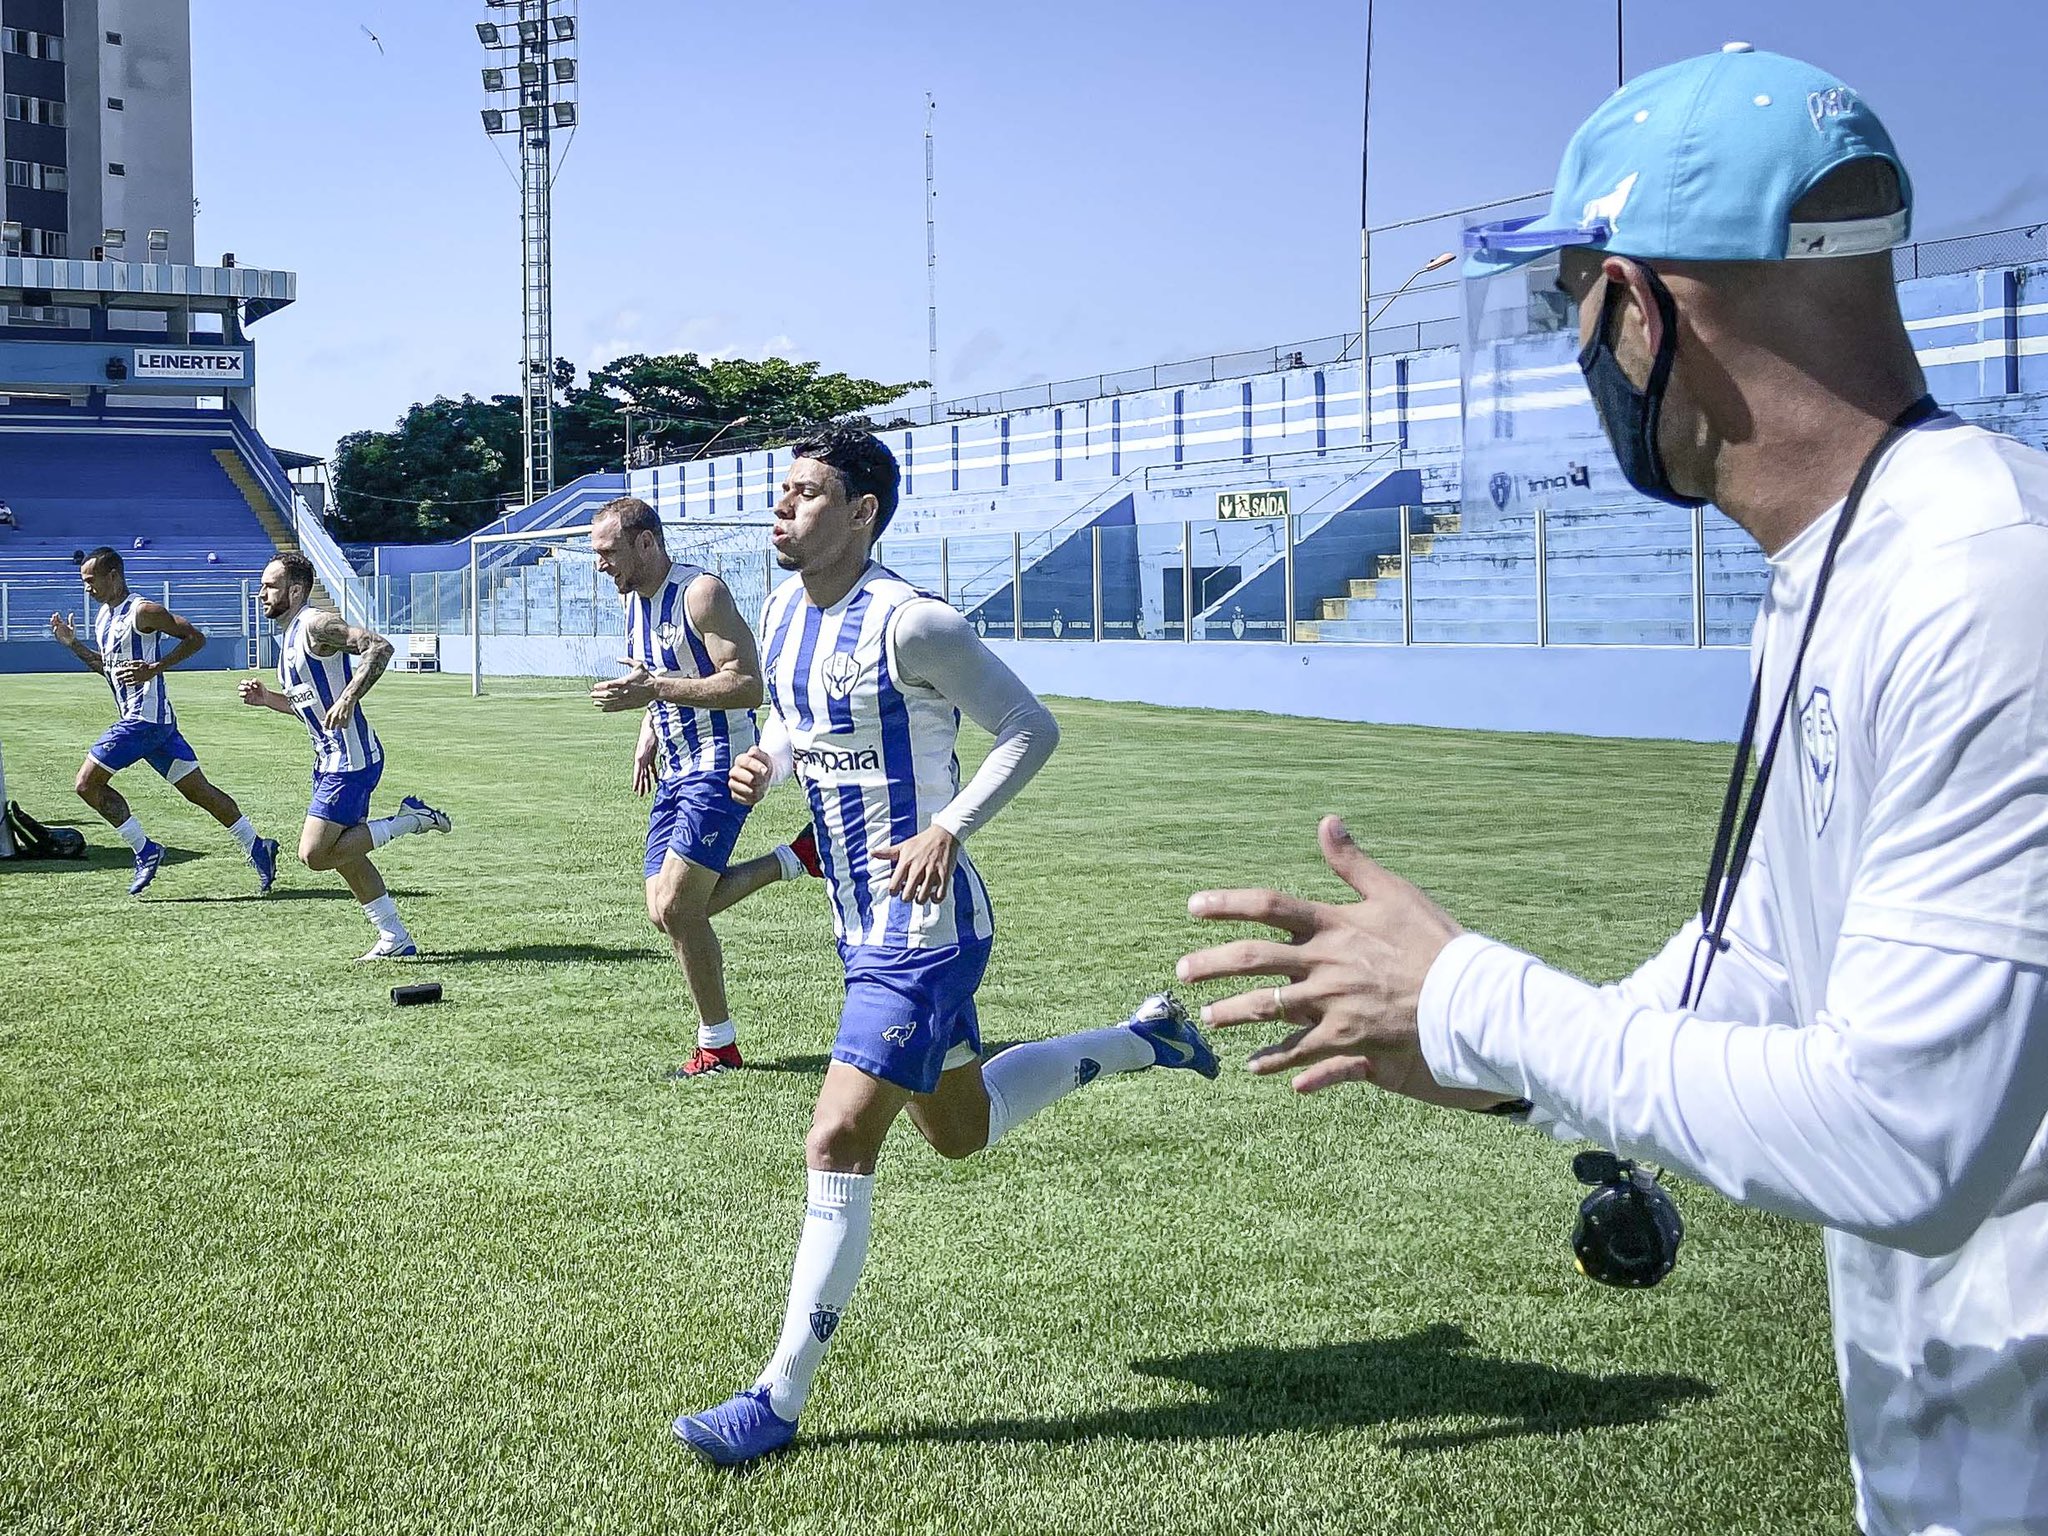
[1420,418,2048,1536]
[757,594,1059,841]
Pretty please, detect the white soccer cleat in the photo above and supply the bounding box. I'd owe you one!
[357,934,420,962]
[400,795,452,834]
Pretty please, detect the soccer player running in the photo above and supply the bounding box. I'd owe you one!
[237,553,450,959]
[1181,49,2048,1536]
[588,496,810,1078]
[671,425,1220,1467]
[48,544,278,894]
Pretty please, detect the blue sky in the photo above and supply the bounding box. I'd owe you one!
[191,0,2048,460]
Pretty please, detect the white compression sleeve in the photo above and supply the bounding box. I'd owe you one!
[1419,931,2048,1256]
[758,708,796,783]
[887,599,1059,839]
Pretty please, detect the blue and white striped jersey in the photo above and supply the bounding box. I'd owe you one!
[95,595,174,725]
[278,607,383,773]
[624,563,758,779]
[762,563,994,951]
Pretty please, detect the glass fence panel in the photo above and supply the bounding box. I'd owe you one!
[1701,506,1766,647]
[1539,504,1696,646]
[1096,523,1142,640]
[943,534,1017,638]
[1183,514,1289,642]
[1286,504,1410,644]
[1016,526,1095,640]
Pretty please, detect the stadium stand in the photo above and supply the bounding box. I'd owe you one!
[0,406,333,655]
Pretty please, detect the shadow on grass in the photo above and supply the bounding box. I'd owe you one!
[157,886,429,904]
[812,1324,1713,1454]
[432,942,650,965]
[741,1053,834,1077]
[4,842,201,876]
[740,1042,1031,1080]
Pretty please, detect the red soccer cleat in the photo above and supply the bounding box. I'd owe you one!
[789,824,824,878]
[669,1043,743,1080]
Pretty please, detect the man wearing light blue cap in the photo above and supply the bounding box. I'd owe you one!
[1180,45,2048,1536]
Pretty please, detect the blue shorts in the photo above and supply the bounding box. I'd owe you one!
[645,771,749,878]
[833,938,993,1095]
[308,759,384,828]
[90,719,199,783]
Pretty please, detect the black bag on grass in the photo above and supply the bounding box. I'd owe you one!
[6,800,87,860]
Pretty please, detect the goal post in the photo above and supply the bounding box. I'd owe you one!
[464,520,780,697]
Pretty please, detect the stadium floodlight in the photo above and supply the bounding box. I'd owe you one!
[481,108,508,134]
[551,16,576,40]
[475,21,500,45]
[551,102,577,128]
[552,58,576,83]
[517,19,543,45]
[519,104,543,129]
[482,66,506,91]
[518,61,543,87]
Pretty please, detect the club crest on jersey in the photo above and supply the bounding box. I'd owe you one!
[1800,685,1839,833]
[821,651,862,699]
[654,620,679,649]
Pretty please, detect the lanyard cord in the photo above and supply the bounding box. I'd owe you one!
[1679,395,1941,1009]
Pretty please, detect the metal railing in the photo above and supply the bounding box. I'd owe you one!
[854,220,2048,431]
[412,504,1764,656]
[0,576,269,660]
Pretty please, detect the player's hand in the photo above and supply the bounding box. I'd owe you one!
[238,677,269,707]
[323,696,357,732]
[1177,815,1507,1106]
[729,747,774,807]
[592,659,657,712]
[111,659,158,688]
[632,741,656,798]
[873,824,959,905]
[49,612,75,645]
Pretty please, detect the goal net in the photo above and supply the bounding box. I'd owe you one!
[464,521,779,697]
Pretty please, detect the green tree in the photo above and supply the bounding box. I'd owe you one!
[329,393,523,543]
[331,355,921,544]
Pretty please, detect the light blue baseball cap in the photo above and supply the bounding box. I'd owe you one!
[1463,43,1912,277]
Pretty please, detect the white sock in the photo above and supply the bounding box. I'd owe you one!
[982,1025,1153,1148]
[756,1170,874,1420]
[227,816,259,854]
[362,893,408,942]
[698,1019,736,1050]
[367,809,424,849]
[115,816,149,853]
[772,844,804,881]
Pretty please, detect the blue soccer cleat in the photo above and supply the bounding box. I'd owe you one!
[250,836,279,895]
[1128,992,1220,1079]
[401,794,452,834]
[671,1387,798,1468]
[128,839,165,896]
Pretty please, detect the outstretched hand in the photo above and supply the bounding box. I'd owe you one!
[1176,815,1504,1106]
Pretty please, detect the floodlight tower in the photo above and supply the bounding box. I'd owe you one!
[478,1,580,506]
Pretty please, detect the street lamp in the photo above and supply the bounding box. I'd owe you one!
[1367,251,1455,332]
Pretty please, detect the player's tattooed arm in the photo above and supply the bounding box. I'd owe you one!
[47,612,104,671]
[304,610,395,728]
[118,601,206,685]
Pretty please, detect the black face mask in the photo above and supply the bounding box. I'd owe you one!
[1577,266,1707,510]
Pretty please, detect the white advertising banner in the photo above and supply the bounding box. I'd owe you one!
[130,347,248,383]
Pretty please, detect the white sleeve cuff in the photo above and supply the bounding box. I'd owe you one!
[1417,931,1505,1088]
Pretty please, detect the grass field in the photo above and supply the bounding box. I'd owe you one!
[0,671,1851,1535]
